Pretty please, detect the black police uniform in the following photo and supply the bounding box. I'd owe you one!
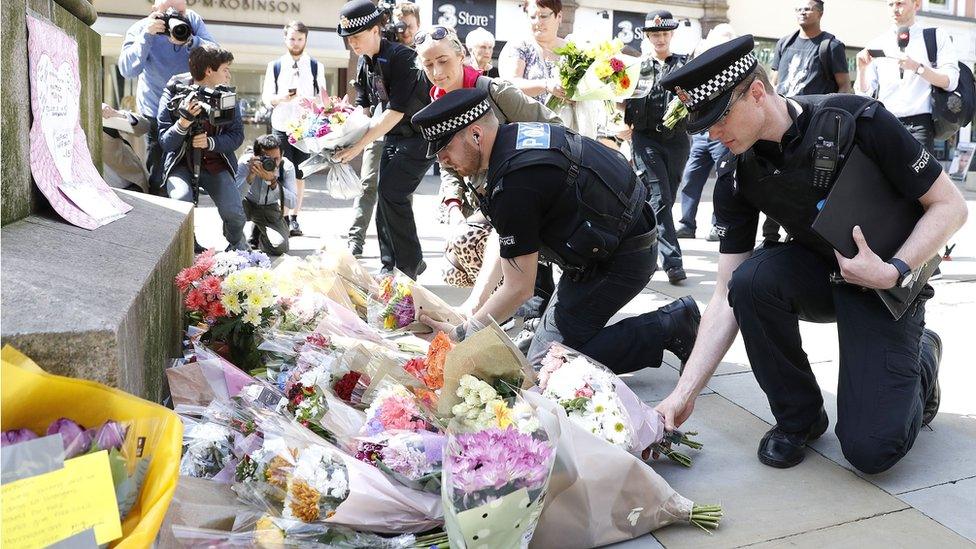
[625,11,691,278]
[661,36,944,474]
[340,0,434,279]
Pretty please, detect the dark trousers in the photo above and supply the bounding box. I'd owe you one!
[727,242,937,474]
[632,132,689,271]
[376,135,434,279]
[526,242,670,374]
[678,133,728,231]
[145,117,165,196]
[899,114,936,156]
[272,129,311,180]
[243,199,290,255]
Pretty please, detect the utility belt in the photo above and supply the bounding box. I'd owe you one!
[558,227,658,282]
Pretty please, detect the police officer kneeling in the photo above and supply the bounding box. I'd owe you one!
[653,36,968,473]
[412,88,701,375]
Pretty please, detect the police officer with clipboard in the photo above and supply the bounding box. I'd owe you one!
[653,36,967,473]
[410,88,701,375]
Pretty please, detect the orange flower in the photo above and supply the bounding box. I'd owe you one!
[425,332,453,390]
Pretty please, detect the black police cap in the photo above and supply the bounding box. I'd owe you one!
[337,0,382,37]
[638,10,679,33]
[412,88,492,158]
[659,34,758,134]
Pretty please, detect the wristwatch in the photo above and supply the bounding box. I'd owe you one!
[915,64,926,76]
[888,257,915,288]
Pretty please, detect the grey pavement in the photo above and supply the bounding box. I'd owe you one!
[194,170,976,548]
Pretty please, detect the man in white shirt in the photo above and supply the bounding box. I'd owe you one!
[262,20,328,238]
[856,0,960,153]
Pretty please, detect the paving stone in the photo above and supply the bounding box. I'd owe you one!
[898,477,976,542]
[747,508,971,548]
[650,394,908,549]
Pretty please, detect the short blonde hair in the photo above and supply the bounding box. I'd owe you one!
[414,26,465,69]
[465,27,495,50]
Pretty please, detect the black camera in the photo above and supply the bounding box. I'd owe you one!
[255,156,277,172]
[170,83,238,126]
[158,8,192,43]
[376,1,408,43]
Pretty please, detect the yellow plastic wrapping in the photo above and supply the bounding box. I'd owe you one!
[1,345,183,547]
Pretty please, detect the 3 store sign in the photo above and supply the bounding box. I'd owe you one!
[433,0,496,40]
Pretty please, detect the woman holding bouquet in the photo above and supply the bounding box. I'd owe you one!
[414,27,561,329]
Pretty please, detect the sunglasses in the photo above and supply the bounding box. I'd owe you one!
[414,26,452,46]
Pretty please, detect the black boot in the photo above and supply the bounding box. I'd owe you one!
[758,408,829,469]
[660,296,701,368]
[248,226,260,250]
[921,329,942,426]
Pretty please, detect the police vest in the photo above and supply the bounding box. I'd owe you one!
[719,94,880,259]
[481,123,648,271]
[625,54,688,137]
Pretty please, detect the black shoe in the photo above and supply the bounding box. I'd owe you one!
[414,259,427,278]
[660,296,701,366]
[349,242,364,258]
[676,226,695,239]
[289,216,303,237]
[666,267,687,285]
[706,226,720,242]
[248,226,260,250]
[193,240,206,254]
[921,329,942,426]
[758,409,829,469]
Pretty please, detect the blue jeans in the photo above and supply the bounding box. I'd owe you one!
[167,165,247,250]
[678,133,728,231]
[526,241,669,374]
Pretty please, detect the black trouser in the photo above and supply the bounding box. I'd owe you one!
[898,114,936,156]
[632,131,689,271]
[727,242,937,474]
[376,134,434,279]
[145,116,166,196]
[273,129,311,180]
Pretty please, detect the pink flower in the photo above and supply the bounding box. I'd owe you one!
[207,301,228,320]
[200,276,222,296]
[185,288,207,311]
[377,396,428,432]
[610,57,625,73]
[575,385,595,398]
[174,269,197,292]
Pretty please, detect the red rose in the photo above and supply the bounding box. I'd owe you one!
[333,371,363,402]
[610,57,625,72]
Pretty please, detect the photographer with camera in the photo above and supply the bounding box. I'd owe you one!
[119,0,217,196]
[392,2,420,46]
[158,44,247,252]
[262,21,329,238]
[236,134,298,256]
[334,0,435,279]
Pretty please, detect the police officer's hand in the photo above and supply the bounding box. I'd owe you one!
[334,141,365,164]
[655,391,696,433]
[835,225,899,289]
[191,132,208,149]
[145,12,167,36]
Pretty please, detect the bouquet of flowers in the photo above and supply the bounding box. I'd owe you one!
[548,38,642,109]
[362,381,437,437]
[539,343,702,466]
[355,430,446,494]
[284,94,371,199]
[369,273,416,331]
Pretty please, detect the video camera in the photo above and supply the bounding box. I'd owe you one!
[156,8,192,43]
[376,1,408,43]
[170,83,238,126]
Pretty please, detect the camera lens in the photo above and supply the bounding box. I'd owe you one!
[170,20,191,42]
[261,157,277,171]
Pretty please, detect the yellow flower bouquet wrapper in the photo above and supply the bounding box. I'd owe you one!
[1,345,183,548]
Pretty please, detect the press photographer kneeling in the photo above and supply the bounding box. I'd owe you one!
[158,44,247,251]
[236,134,298,256]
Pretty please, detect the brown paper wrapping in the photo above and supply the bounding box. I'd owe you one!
[165,363,217,408]
[411,283,464,326]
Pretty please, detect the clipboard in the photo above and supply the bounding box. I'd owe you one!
[811,145,938,320]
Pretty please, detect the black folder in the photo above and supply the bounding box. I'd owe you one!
[812,145,940,320]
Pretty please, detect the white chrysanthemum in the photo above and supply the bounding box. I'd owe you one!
[242,309,262,326]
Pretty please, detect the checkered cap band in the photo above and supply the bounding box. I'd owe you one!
[645,18,677,28]
[421,98,492,141]
[682,52,757,110]
[340,9,381,30]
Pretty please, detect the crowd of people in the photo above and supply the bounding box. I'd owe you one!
[99,0,969,475]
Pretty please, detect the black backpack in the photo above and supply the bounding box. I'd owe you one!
[273,58,320,96]
[775,30,841,93]
[922,28,976,140]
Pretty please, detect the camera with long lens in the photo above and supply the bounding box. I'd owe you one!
[158,8,192,43]
[376,0,408,43]
[170,83,238,126]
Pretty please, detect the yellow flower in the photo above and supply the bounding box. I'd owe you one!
[221,293,242,314]
[384,316,395,330]
[594,61,613,80]
[491,400,513,429]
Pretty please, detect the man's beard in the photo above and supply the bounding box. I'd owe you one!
[289,45,305,57]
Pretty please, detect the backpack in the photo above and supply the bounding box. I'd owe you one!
[273,58,320,96]
[775,30,840,92]
[923,28,976,140]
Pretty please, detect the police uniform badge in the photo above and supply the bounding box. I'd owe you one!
[515,122,551,150]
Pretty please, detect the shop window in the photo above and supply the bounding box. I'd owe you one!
[923,0,954,14]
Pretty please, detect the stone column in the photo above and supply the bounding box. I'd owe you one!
[559,0,578,38]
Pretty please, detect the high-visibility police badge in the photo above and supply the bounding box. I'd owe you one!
[515,122,551,150]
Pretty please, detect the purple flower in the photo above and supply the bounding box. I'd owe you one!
[47,417,92,457]
[393,294,415,328]
[448,428,553,496]
[365,417,385,436]
[93,421,127,452]
[2,428,38,447]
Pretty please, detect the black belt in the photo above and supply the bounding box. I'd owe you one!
[616,228,658,255]
[897,113,933,125]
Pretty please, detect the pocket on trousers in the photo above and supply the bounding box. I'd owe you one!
[871,350,922,443]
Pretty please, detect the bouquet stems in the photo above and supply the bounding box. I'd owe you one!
[413,530,449,548]
[650,430,703,467]
[690,504,723,533]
